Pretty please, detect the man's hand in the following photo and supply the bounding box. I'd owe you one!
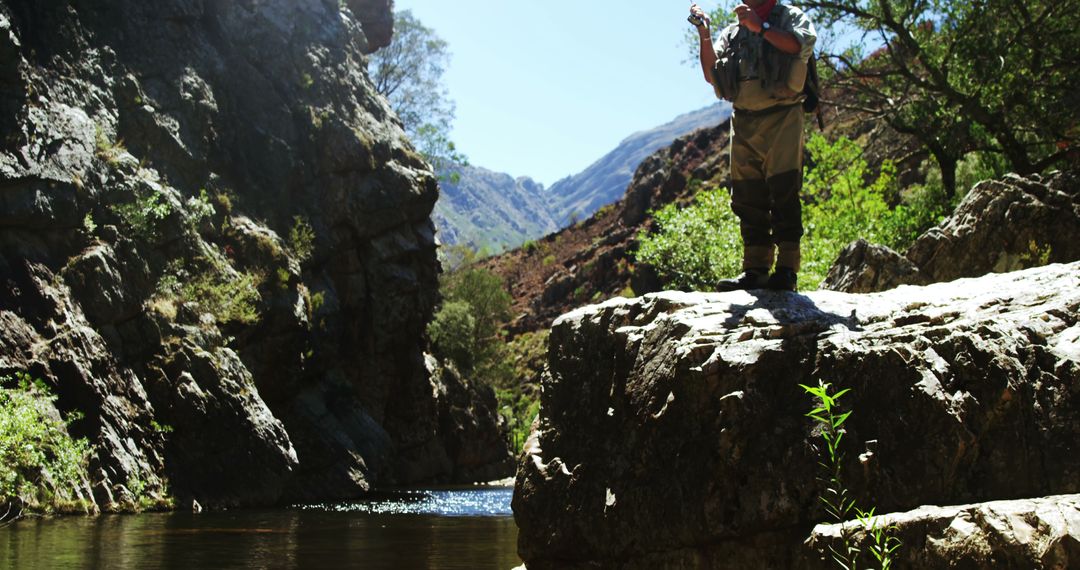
[690,3,711,30]
[734,4,764,33]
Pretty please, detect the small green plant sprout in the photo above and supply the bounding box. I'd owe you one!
[801,380,900,569]
[855,507,902,570]
[802,381,856,517]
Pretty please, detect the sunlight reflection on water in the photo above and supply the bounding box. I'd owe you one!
[296,487,514,517]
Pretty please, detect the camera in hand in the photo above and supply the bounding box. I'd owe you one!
[687,13,704,26]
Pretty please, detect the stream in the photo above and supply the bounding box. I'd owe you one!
[0,487,520,569]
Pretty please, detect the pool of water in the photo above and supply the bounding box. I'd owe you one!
[0,487,520,570]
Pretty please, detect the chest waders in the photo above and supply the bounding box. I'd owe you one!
[726,15,806,276]
[730,102,805,273]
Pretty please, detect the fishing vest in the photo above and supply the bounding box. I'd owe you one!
[712,4,813,112]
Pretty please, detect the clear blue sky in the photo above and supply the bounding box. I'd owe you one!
[393,0,723,186]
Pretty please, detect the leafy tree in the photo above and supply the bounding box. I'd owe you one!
[427,300,477,371]
[804,0,1080,195]
[429,267,512,377]
[368,10,467,172]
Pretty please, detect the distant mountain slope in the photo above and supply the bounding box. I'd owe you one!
[433,165,558,253]
[479,121,732,335]
[544,102,732,225]
[433,103,732,252]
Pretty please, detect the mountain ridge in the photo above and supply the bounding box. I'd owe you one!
[433,102,732,252]
[544,102,732,225]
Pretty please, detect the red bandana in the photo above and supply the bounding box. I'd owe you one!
[754,0,777,21]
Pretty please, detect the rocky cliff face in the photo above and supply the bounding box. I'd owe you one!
[513,263,1080,568]
[0,0,511,512]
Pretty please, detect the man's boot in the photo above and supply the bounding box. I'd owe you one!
[716,267,769,292]
[769,242,800,292]
[767,266,798,291]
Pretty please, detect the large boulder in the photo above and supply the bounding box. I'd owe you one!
[513,262,1080,569]
[824,170,1080,292]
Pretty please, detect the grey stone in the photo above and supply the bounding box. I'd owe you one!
[514,263,1080,568]
[823,239,926,293]
[803,495,1080,570]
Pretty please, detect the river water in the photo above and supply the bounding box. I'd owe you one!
[0,487,521,569]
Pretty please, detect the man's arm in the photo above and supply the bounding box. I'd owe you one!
[733,5,801,55]
[691,4,717,85]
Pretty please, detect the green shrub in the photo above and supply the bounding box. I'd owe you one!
[635,185,743,291]
[0,373,93,517]
[155,261,262,326]
[428,300,477,371]
[181,270,262,326]
[288,216,316,263]
[801,133,948,289]
[428,268,512,377]
[185,189,216,230]
[111,189,173,242]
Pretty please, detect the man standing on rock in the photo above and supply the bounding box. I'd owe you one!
[690,1,816,291]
